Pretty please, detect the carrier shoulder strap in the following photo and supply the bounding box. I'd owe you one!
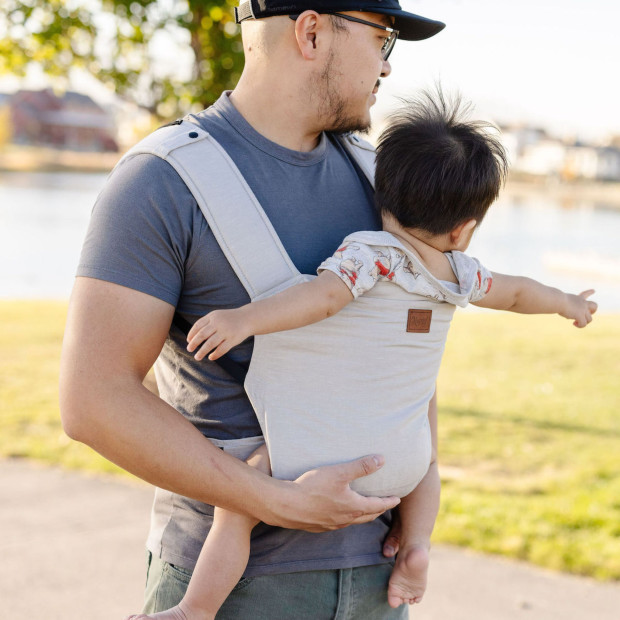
[338,133,376,187]
[121,123,298,300]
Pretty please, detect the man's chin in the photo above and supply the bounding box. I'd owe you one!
[329,114,372,136]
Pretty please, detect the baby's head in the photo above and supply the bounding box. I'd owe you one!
[374,89,508,243]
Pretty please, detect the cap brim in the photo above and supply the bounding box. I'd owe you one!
[371,8,445,41]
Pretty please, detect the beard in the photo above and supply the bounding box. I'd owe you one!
[312,50,374,135]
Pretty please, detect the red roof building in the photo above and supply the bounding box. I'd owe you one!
[9,89,118,152]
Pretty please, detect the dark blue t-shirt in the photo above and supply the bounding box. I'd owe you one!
[77,92,390,576]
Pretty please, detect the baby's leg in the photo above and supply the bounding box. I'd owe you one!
[124,444,270,620]
[386,462,440,608]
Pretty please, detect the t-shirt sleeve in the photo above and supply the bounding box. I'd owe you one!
[450,253,493,303]
[469,257,493,302]
[76,153,198,307]
[317,241,384,298]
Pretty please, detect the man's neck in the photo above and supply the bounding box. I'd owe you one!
[229,82,323,153]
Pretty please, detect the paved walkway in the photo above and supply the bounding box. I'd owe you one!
[2,458,619,620]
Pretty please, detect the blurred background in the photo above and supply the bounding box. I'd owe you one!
[1,0,619,614]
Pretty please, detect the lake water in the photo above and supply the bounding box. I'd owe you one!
[1,171,619,311]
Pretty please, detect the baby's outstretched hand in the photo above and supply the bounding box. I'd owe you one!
[187,309,249,361]
[561,289,597,328]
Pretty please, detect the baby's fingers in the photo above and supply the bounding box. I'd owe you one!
[573,309,595,328]
[578,289,595,300]
[194,333,226,360]
[187,321,219,352]
[187,315,211,341]
[208,340,233,361]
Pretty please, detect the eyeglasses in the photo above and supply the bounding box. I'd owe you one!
[289,13,399,61]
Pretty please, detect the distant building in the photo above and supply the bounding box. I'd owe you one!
[500,124,620,182]
[565,145,620,182]
[515,138,567,178]
[8,88,118,152]
[499,125,549,166]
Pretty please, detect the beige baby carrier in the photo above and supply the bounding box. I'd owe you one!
[123,123,453,497]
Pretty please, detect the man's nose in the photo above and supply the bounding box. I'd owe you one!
[381,59,392,78]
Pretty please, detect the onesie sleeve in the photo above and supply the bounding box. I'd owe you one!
[469,258,493,302]
[450,252,494,303]
[317,241,381,298]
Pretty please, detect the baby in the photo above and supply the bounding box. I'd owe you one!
[127,91,596,620]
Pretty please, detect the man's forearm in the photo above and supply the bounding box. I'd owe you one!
[60,366,283,520]
[59,277,282,521]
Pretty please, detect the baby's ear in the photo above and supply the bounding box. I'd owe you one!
[450,219,477,250]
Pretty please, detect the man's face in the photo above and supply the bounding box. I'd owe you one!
[314,12,393,134]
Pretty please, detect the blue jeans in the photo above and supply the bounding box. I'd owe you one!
[143,551,408,620]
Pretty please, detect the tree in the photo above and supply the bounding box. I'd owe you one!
[0,0,244,118]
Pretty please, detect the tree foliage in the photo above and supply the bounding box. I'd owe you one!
[0,0,244,118]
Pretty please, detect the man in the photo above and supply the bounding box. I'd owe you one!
[59,2,445,617]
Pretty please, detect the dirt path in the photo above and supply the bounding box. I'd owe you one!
[2,459,619,620]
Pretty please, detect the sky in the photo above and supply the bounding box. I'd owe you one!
[3,0,619,142]
[375,0,620,141]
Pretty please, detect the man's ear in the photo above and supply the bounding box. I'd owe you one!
[449,218,477,249]
[293,11,327,60]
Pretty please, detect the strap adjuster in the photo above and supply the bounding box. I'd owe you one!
[234,1,255,23]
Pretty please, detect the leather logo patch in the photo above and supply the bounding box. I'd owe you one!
[407,309,432,333]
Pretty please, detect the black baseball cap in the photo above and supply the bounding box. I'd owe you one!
[234,1,445,41]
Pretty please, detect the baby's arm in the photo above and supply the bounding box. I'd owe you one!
[187,270,353,360]
[472,273,597,327]
[386,392,440,608]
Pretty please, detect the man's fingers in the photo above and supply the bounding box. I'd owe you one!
[337,454,385,482]
[352,494,400,521]
[349,499,400,525]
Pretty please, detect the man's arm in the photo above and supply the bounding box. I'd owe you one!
[59,277,399,531]
[188,270,352,360]
[472,273,597,327]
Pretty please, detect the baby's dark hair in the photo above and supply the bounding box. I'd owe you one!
[374,89,508,235]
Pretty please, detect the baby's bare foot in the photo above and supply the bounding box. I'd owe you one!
[125,601,211,620]
[125,599,215,620]
[387,544,430,608]
[124,605,186,620]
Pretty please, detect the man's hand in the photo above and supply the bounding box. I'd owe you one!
[263,455,400,532]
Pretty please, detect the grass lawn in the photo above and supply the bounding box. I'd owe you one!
[0,300,126,475]
[2,300,619,579]
[436,311,620,580]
